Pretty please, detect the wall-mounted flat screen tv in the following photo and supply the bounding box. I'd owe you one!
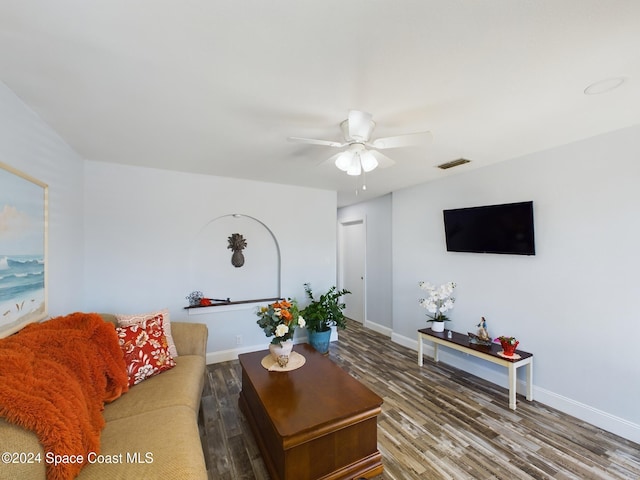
[443,201,535,255]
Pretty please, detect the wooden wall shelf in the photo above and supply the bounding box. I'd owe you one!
[184,297,281,310]
[185,297,282,316]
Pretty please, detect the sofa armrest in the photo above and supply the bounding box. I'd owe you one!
[172,321,208,358]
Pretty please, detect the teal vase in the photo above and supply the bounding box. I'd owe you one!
[308,329,332,354]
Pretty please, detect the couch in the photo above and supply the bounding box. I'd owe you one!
[0,313,208,480]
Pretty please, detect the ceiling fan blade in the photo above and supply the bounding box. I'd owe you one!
[348,110,374,141]
[369,150,396,168]
[370,131,433,149]
[288,136,345,148]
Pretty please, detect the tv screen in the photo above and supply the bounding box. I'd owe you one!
[443,201,535,255]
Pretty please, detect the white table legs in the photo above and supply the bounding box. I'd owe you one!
[418,332,533,410]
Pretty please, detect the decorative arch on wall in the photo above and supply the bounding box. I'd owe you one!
[189,213,281,305]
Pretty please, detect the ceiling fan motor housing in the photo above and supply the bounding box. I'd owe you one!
[340,117,376,143]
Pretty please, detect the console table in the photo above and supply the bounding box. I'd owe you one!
[418,328,533,410]
[238,343,383,480]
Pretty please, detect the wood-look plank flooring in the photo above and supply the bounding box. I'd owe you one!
[198,320,640,479]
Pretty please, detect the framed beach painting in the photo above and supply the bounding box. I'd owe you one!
[0,161,48,337]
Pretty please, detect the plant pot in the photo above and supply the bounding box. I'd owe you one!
[269,339,294,366]
[430,321,445,333]
[308,329,332,354]
[500,340,519,357]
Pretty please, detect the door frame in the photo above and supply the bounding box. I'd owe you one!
[337,216,366,324]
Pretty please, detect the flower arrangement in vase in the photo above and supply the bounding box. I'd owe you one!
[418,281,456,332]
[495,335,519,356]
[256,299,305,366]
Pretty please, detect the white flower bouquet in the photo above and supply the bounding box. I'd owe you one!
[418,281,456,322]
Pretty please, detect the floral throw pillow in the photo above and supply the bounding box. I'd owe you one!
[116,308,178,358]
[116,314,176,386]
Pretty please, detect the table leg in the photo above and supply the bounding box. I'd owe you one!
[526,359,533,401]
[418,334,424,366]
[508,364,517,410]
[433,343,439,363]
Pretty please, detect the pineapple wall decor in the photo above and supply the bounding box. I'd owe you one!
[227,233,247,268]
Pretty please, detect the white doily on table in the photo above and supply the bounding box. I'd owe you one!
[260,351,306,371]
[498,351,521,360]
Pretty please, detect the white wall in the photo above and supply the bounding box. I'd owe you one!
[83,161,337,361]
[338,194,393,332]
[0,82,85,317]
[392,125,640,443]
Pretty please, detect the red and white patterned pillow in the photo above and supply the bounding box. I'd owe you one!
[116,308,178,357]
[116,314,176,386]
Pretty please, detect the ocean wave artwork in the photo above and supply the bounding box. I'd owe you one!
[0,255,45,302]
[1,162,48,337]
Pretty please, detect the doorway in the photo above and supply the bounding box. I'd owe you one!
[338,219,366,323]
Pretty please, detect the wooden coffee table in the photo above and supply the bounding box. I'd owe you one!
[238,343,383,480]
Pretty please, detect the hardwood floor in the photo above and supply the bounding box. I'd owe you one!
[199,320,640,479]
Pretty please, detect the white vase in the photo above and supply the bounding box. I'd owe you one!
[269,339,294,366]
[430,321,445,333]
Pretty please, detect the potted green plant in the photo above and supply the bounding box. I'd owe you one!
[301,283,350,354]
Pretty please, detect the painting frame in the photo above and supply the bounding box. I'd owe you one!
[0,161,48,338]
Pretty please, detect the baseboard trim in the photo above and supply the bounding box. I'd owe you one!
[391,331,418,350]
[206,344,264,364]
[364,320,392,337]
[533,386,640,444]
[393,331,640,444]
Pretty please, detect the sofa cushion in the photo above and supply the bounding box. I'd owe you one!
[116,315,176,387]
[77,406,207,480]
[0,418,45,479]
[116,308,178,357]
[103,355,205,422]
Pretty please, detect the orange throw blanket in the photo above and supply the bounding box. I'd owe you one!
[0,312,129,480]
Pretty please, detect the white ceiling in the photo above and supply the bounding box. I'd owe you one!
[1,1,639,206]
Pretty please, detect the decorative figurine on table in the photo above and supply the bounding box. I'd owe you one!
[468,316,493,346]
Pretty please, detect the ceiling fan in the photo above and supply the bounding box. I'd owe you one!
[288,110,432,177]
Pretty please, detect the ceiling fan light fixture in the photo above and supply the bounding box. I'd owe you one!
[346,156,362,176]
[360,150,378,172]
[334,151,353,171]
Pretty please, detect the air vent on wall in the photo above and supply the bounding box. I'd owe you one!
[437,158,471,170]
